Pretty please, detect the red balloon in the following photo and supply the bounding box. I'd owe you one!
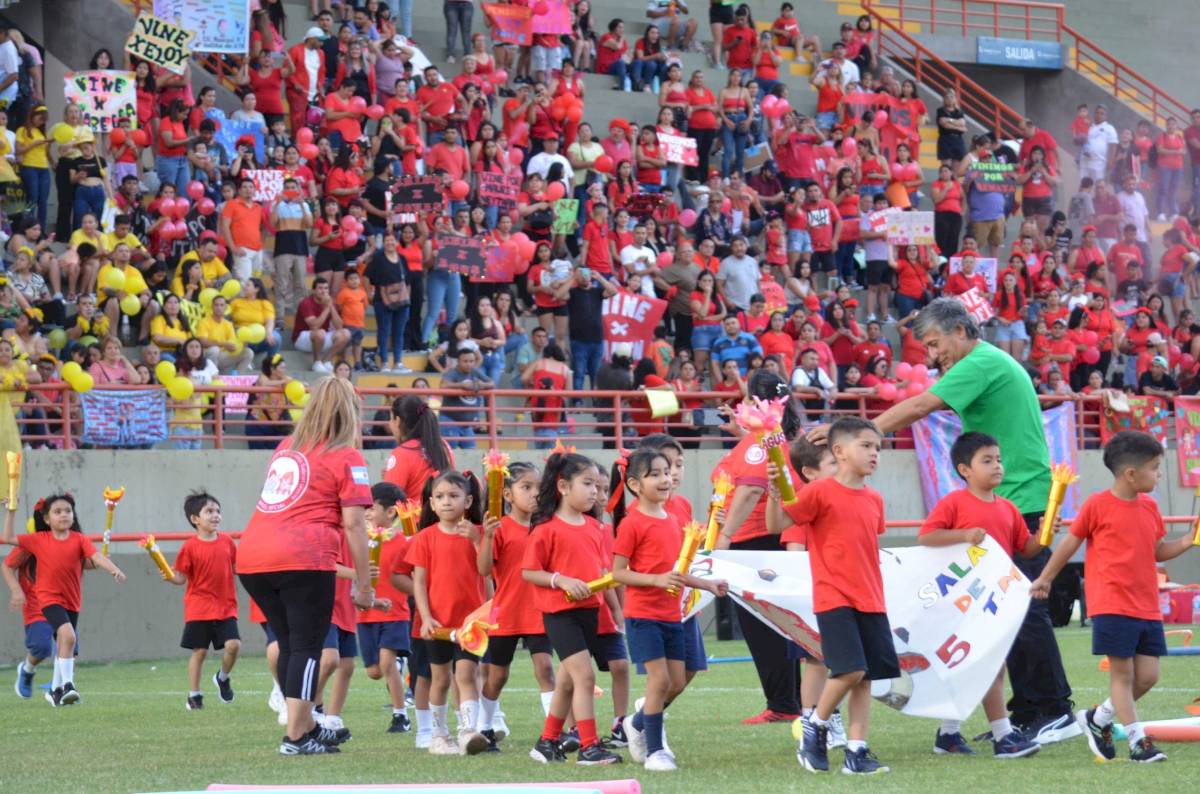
[353,218,365,234]
[366,104,385,121]
[131,128,150,147]
[158,197,176,218]
[545,182,566,201]
[775,99,791,118]
[878,383,898,402]
[872,111,889,129]
[491,70,509,85]
[1082,348,1100,365]
[656,251,673,268]
[343,231,360,247]
[533,0,549,14]
[594,154,614,174]
[296,127,314,145]
[171,197,190,220]
[550,104,567,122]
[679,209,697,227]
[895,362,912,380]
[508,148,523,166]
[449,180,470,200]
[186,180,205,201]
[912,364,929,382]
[197,198,216,216]
[299,143,319,160]
[761,95,778,113]
[566,105,583,124]
[109,128,127,147]
[1182,353,1197,371]
[349,96,367,114]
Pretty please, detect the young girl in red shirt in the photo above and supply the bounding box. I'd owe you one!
[407,470,489,756]
[521,452,623,765]
[2,493,125,706]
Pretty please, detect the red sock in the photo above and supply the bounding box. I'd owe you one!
[578,718,599,748]
[541,714,566,742]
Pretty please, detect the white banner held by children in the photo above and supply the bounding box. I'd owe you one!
[949,255,999,293]
[63,71,138,133]
[125,13,197,75]
[246,169,284,203]
[659,131,699,167]
[685,537,1031,720]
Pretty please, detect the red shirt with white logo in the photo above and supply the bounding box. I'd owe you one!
[803,199,841,251]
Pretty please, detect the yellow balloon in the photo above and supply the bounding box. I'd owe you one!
[288,407,304,422]
[61,361,82,382]
[69,372,94,393]
[167,376,195,401]
[284,379,306,405]
[119,294,141,316]
[236,325,253,343]
[299,393,311,407]
[125,272,147,294]
[102,268,126,293]
[220,280,242,300]
[198,288,218,310]
[155,360,176,385]
[52,123,74,145]
[245,323,266,344]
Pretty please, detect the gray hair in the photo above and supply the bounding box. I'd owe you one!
[913,298,980,341]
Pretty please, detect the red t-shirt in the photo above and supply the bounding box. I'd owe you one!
[851,340,892,371]
[324,92,362,142]
[489,516,545,636]
[426,143,470,181]
[1161,243,1190,276]
[4,547,40,626]
[713,435,771,543]
[416,83,460,131]
[16,531,96,613]
[944,270,988,297]
[919,489,1030,559]
[614,509,684,623]
[292,295,331,342]
[383,439,455,505]
[722,25,756,69]
[783,478,886,613]
[521,514,608,614]
[331,534,355,633]
[1045,336,1076,380]
[760,330,797,363]
[236,441,373,574]
[1108,241,1144,283]
[899,326,928,366]
[357,532,413,624]
[595,33,628,76]
[582,221,615,274]
[1070,490,1165,621]
[158,119,187,157]
[405,524,487,629]
[174,534,239,622]
[325,167,362,209]
[933,179,962,213]
[593,521,619,634]
[803,199,841,251]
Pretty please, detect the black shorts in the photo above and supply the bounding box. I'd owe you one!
[815,607,900,680]
[543,608,602,660]
[810,250,836,273]
[709,3,735,25]
[1022,195,1054,217]
[180,617,240,650]
[41,604,78,633]
[410,635,432,678]
[535,305,569,318]
[314,246,346,273]
[487,634,553,667]
[865,260,891,286]
[425,638,482,667]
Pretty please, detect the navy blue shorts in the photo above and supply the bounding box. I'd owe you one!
[635,617,707,673]
[786,641,812,661]
[626,618,686,665]
[815,607,900,680]
[180,618,240,650]
[410,635,432,679]
[1092,615,1168,658]
[260,621,277,644]
[593,632,628,672]
[323,625,359,658]
[357,620,411,668]
[25,620,54,660]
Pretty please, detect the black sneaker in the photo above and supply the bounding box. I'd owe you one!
[1019,710,1082,745]
[559,729,581,753]
[312,725,351,746]
[842,746,890,775]
[480,729,502,753]
[388,712,411,733]
[45,687,62,707]
[608,719,629,748]
[933,729,975,755]
[280,734,339,755]
[576,743,623,765]
[59,683,80,706]
[186,694,204,711]
[1130,737,1167,763]
[1077,708,1115,761]
[797,719,829,773]
[992,729,1040,759]
[530,737,565,763]
[212,672,234,704]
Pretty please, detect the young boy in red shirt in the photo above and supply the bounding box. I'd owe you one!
[918,432,1048,759]
[579,203,618,277]
[1032,430,1195,764]
[163,491,240,711]
[785,417,899,775]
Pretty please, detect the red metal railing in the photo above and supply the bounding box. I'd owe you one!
[863,0,1191,127]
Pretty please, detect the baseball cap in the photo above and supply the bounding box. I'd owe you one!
[612,342,634,358]
[1147,332,1165,345]
[199,230,220,243]
[1152,355,1169,368]
[304,26,326,40]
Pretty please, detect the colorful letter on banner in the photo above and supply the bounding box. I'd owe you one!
[948,255,999,293]
[1102,395,1169,446]
[602,288,667,361]
[81,389,169,447]
[1174,396,1200,486]
[245,169,284,202]
[63,71,138,134]
[658,131,699,167]
[125,13,196,76]
[551,198,578,235]
[478,171,520,209]
[684,537,1031,720]
[483,3,533,46]
[215,374,258,413]
[886,210,935,245]
[532,0,572,35]
[154,0,250,54]
[968,161,1017,193]
[910,404,1080,518]
[955,287,994,324]
[214,117,265,163]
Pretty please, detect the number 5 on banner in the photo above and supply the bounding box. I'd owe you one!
[937,634,971,668]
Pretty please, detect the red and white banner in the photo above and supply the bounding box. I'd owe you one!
[658,131,699,167]
[245,169,284,203]
[602,288,667,361]
[956,287,994,324]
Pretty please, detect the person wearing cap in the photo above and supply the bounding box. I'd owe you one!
[1138,355,1179,398]
[68,129,110,231]
[286,27,328,134]
[1044,316,1078,384]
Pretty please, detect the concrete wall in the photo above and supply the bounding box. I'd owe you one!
[4,444,1200,663]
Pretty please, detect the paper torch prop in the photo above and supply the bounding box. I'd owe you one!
[703,472,735,551]
[483,448,510,521]
[430,600,498,655]
[4,451,18,510]
[102,485,126,557]
[734,397,797,504]
[140,534,175,580]
[667,522,703,596]
[1039,464,1077,546]
[395,499,421,537]
[564,571,622,603]
[367,527,391,587]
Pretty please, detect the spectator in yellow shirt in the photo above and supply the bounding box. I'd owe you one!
[101,214,151,267]
[196,295,252,372]
[176,232,232,291]
[149,293,192,357]
[67,294,110,343]
[229,276,280,358]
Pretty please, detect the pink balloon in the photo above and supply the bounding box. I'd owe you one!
[912,364,929,383]
[1182,353,1197,371]
[296,127,314,145]
[349,96,367,114]
[761,95,778,113]
[656,251,673,268]
[343,231,360,247]
[197,198,216,216]
[775,99,791,117]
[721,197,731,214]
[906,381,926,399]
[353,218,365,234]
[341,215,357,232]
[299,143,319,160]
[1082,348,1100,365]
[679,209,697,227]
[170,219,188,240]
[872,111,889,129]
[894,362,912,380]
[491,69,509,85]
[877,383,898,402]
[842,137,858,156]
[366,104,385,121]
[171,197,190,220]
[186,180,205,201]
[1083,330,1098,346]
[1170,343,1182,359]
[508,148,524,166]
[545,182,566,201]
[158,197,175,218]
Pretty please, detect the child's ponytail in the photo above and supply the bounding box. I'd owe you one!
[531,452,598,530]
[609,449,669,528]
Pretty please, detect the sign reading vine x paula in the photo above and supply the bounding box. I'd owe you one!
[125,14,196,76]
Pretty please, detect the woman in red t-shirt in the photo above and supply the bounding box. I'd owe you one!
[522,342,572,441]
[596,20,630,89]
[312,197,348,295]
[993,270,1028,360]
[634,126,666,191]
[685,71,718,181]
[1016,146,1058,232]
[820,300,864,373]
[891,243,932,318]
[156,99,191,194]
[931,164,962,260]
[1156,117,1186,220]
[236,378,374,754]
[759,311,797,364]
[607,159,637,212]
[236,51,290,125]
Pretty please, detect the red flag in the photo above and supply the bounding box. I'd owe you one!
[602,289,667,361]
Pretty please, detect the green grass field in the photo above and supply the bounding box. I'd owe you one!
[8,629,1200,793]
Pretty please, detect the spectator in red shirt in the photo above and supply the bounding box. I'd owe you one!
[578,203,618,276]
[720,9,756,77]
[323,81,362,152]
[851,319,891,372]
[993,270,1028,361]
[1155,117,1186,221]
[416,66,461,144]
[944,251,990,300]
[292,276,353,373]
[425,126,470,182]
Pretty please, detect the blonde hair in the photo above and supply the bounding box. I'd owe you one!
[289,376,361,453]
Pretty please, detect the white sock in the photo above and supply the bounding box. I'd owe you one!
[1127,722,1145,747]
[415,708,433,736]
[989,718,1012,739]
[939,719,962,736]
[1094,698,1115,727]
[802,706,814,718]
[57,658,74,686]
[393,706,406,717]
[540,690,554,716]
[20,660,33,675]
[51,660,62,690]
[460,700,479,734]
[847,739,866,752]
[217,670,230,682]
[810,713,828,727]
[324,714,344,730]
[271,681,282,698]
[479,696,499,732]
[431,703,450,737]
[189,690,203,698]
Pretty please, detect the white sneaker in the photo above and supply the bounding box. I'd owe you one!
[277,708,288,726]
[458,728,488,755]
[867,314,877,322]
[828,711,848,749]
[268,683,285,714]
[661,719,674,760]
[311,360,327,373]
[394,364,413,373]
[493,709,509,741]
[415,731,432,749]
[884,314,897,324]
[645,749,678,771]
[429,734,461,755]
[624,714,647,763]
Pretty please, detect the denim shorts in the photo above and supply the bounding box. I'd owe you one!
[787,229,812,254]
[993,319,1029,342]
[1161,272,1187,299]
[815,111,837,130]
[1092,614,1168,658]
[691,324,722,352]
[357,620,411,668]
[626,618,685,664]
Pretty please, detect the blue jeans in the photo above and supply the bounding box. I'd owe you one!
[20,166,49,228]
[373,299,408,365]
[174,426,202,450]
[835,238,858,285]
[480,349,504,384]
[442,422,476,449]
[443,0,473,58]
[1157,166,1182,217]
[249,336,281,362]
[895,293,923,318]
[421,269,461,344]
[155,154,190,195]
[393,0,413,37]
[721,113,748,177]
[72,183,106,230]
[631,59,666,89]
[570,339,603,390]
[533,426,557,449]
[607,60,630,88]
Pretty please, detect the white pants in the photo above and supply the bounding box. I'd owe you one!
[206,345,254,373]
[232,248,264,281]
